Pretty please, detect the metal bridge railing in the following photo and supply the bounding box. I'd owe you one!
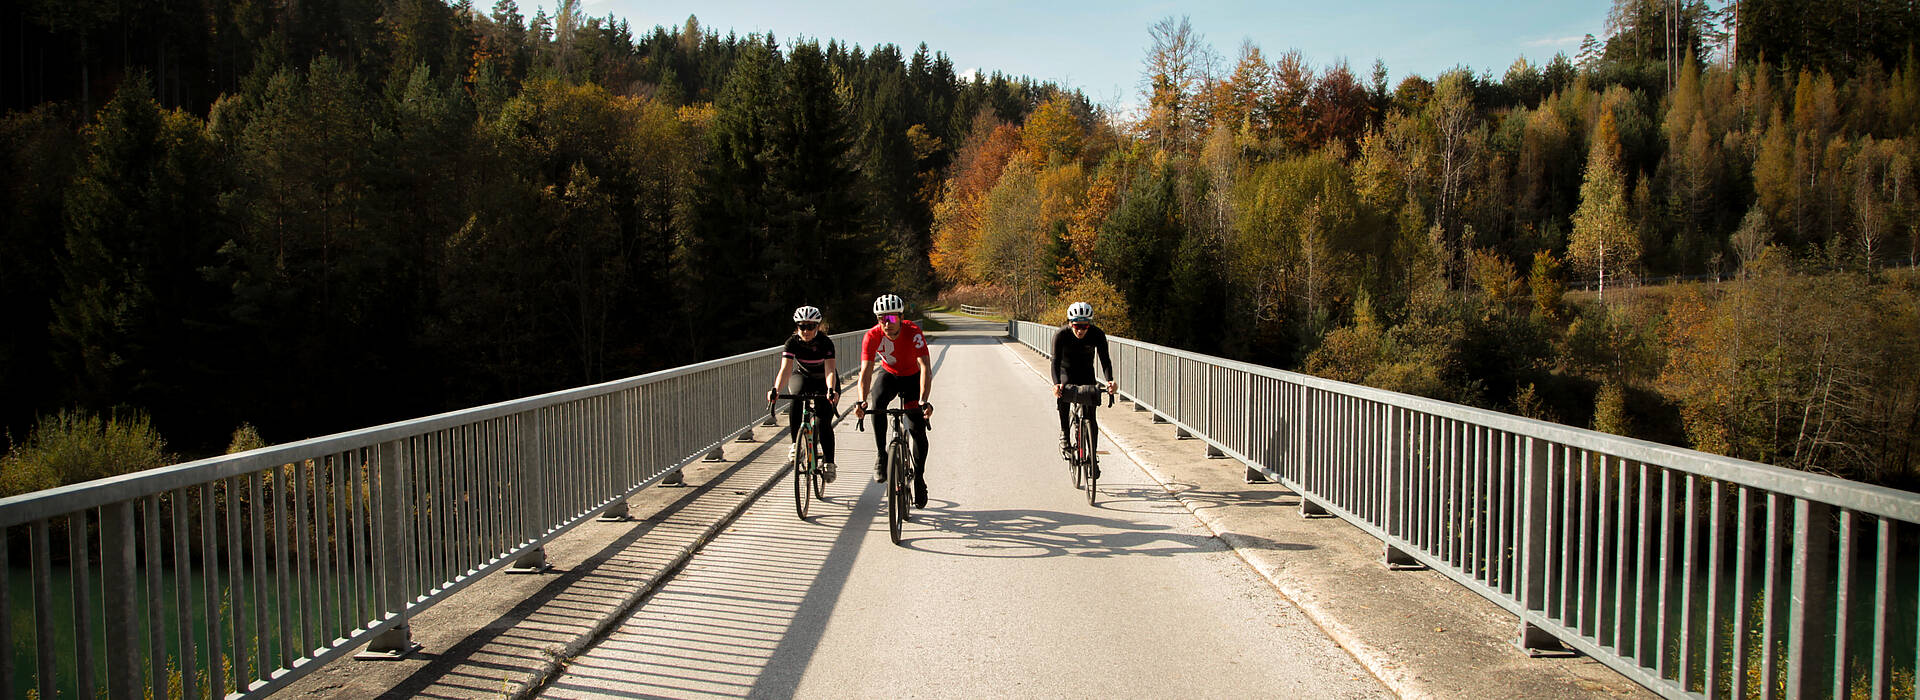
[0,331,861,700]
[1014,320,1920,700]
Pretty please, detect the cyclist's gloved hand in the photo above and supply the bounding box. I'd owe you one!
[828,389,840,404]
[767,389,778,403]
[920,402,934,419]
[1053,383,1063,398]
[854,401,866,419]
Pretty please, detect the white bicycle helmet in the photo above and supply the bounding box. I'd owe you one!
[872,294,906,315]
[1067,302,1094,322]
[792,305,823,323]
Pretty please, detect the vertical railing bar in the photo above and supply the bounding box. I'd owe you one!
[1344,397,1356,515]
[491,418,505,560]
[1788,498,1833,698]
[1613,459,1631,652]
[249,470,269,681]
[73,511,97,700]
[227,475,247,694]
[1637,462,1656,666]
[103,501,139,700]
[455,421,470,575]
[1705,483,1724,699]
[291,457,312,661]
[201,483,224,700]
[465,423,481,575]
[450,426,466,580]
[1465,423,1478,578]
[1761,493,1782,700]
[1871,517,1892,700]
[437,428,454,587]
[350,448,370,632]
[1571,447,1586,630]
[1680,475,1698,691]
[172,487,198,700]
[1500,432,1514,593]
[1733,487,1753,697]
[1426,412,1438,552]
[1597,454,1612,644]
[33,520,57,700]
[0,525,12,700]
[1658,469,1674,679]
[1489,427,1500,586]
[274,462,294,670]
[1832,510,1853,700]
[316,455,335,648]
[1443,416,1454,567]
[1551,444,1566,617]
[143,495,164,697]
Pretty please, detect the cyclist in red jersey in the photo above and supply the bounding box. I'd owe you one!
[853,293,934,506]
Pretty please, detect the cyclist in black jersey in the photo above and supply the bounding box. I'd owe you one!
[1053,302,1116,467]
[768,306,840,481]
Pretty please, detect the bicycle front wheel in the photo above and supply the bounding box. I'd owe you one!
[1080,418,1097,505]
[887,442,907,544]
[793,429,813,519]
[1069,417,1085,489]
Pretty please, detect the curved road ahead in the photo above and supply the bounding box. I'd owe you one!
[535,314,1388,699]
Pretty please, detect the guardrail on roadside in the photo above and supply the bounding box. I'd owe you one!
[958,304,998,316]
[0,332,861,700]
[1011,320,1920,700]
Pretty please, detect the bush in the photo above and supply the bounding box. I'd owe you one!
[0,408,173,496]
[1046,274,1133,336]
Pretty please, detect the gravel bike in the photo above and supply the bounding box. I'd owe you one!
[772,392,830,519]
[1062,385,1113,505]
[860,404,929,544]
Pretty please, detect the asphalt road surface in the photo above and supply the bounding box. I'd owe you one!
[536,315,1388,699]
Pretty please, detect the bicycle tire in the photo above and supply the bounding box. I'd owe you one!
[1068,410,1084,489]
[793,417,813,520]
[807,414,827,502]
[887,439,907,544]
[1075,408,1090,485]
[1082,421,1097,505]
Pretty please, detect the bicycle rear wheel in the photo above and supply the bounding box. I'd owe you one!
[1068,412,1084,489]
[887,441,907,544]
[793,427,813,519]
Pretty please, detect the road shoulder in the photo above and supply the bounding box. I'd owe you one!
[997,337,1655,700]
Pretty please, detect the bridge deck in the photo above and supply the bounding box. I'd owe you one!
[277,313,1652,699]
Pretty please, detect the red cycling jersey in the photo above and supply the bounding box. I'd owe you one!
[861,320,928,376]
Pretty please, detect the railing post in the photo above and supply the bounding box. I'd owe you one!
[602,396,632,521]
[360,439,421,658]
[509,413,555,573]
[1788,498,1832,696]
[1515,436,1566,654]
[102,500,141,699]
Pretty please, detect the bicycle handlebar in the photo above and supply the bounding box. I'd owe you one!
[768,392,834,426]
[1064,383,1116,408]
[855,405,932,432]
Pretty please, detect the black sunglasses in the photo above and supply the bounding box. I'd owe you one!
[796,322,819,330]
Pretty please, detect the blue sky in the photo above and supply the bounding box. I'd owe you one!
[583,1,1614,113]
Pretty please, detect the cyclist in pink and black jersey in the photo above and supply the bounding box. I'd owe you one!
[853,293,934,506]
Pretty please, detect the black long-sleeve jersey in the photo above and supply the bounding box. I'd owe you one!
[1051,324,1113,385]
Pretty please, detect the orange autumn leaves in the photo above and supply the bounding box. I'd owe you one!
[930,98,1117,294]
